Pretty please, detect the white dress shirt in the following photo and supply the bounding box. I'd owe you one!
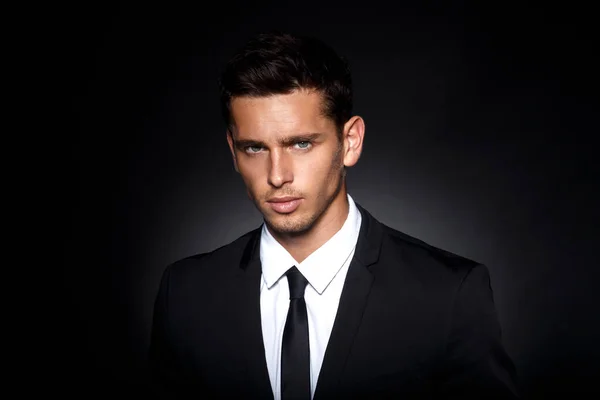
[259,193,362,400]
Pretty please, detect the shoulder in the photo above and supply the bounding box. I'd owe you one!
[160,226,261,284]
[377,220,484,284]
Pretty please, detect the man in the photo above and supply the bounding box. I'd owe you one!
[149,31,520,399]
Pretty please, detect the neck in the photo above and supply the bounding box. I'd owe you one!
[267,188,350,264]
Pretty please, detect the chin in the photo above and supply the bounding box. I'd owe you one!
[265,212,315,235]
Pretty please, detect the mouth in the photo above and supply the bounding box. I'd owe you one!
[266,198,303,214]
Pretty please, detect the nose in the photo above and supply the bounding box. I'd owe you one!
[268,150,293,188]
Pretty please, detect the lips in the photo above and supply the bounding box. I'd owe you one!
[267,196,300,203]
[267,197,302,214]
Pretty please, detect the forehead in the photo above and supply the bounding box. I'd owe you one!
[230,90,335,137]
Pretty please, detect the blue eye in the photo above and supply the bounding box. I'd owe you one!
[246,146,263,153]
[244,141,311,154]
[295,141,311,149]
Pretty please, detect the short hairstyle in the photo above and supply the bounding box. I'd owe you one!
[219,31,353,137]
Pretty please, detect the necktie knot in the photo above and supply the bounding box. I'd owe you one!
[286,266,308,299]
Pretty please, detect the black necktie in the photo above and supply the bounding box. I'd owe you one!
[281,266,311,400]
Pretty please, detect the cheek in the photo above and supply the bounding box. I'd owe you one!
[238,164,264,191]
[298,157,341,188]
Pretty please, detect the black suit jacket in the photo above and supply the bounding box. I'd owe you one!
[149,203,520,399]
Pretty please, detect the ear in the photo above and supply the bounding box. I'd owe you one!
[226,130,239,173]
[342,116,365,168]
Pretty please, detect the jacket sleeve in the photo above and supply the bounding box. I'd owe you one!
[436,264,521,398]
[147,264,185,399]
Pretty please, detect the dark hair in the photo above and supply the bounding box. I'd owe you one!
[219,31,353,136]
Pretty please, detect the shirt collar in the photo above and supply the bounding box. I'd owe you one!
[260,193,362,294]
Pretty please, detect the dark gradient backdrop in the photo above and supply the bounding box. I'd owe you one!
[59,1,598,398]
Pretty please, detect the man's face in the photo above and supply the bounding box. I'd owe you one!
[226,90,347,236]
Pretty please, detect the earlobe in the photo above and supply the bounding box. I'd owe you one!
[226,130,240,173]
[231,154,239,173]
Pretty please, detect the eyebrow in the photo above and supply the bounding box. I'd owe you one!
[234,133,324,150]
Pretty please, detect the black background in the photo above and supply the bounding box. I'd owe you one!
[51,1,599,397]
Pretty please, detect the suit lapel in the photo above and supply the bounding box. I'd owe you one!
[313,203,383,400]
[235,227,274,399]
